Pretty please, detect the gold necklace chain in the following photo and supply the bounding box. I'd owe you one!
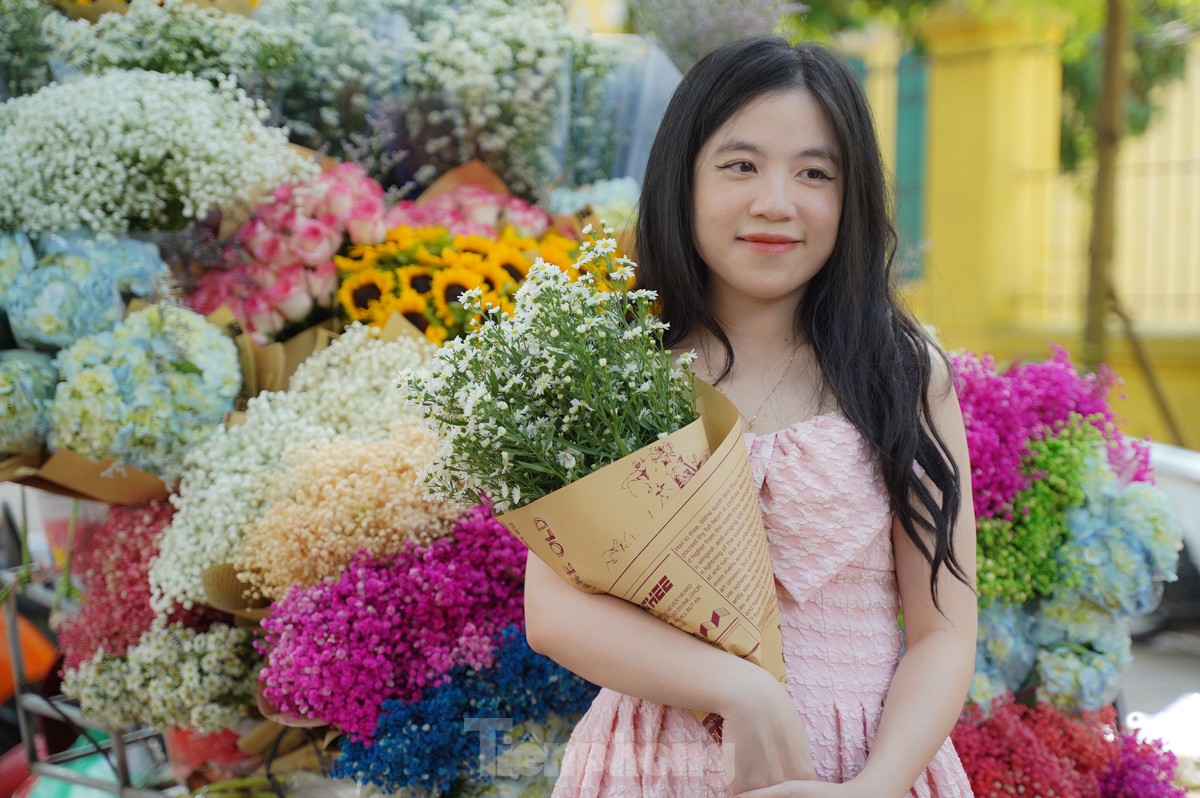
[702,340,801,432]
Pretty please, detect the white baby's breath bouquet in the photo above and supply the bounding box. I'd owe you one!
[401,226,697,512]
[0,69,315,235]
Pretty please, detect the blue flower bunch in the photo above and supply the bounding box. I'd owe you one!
[0,349,57,453]
[969,600,1038,707]
[1,231,166,351]
[334,626,599,797]
[47,304,240,482]
[1031,595,1131,711]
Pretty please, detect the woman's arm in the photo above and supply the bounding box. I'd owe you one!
[850,357,978,798]
[524,550,817,791]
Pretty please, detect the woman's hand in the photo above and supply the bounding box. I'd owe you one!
[720,669,817,795]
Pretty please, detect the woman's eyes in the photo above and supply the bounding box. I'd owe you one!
[718,162,833,181]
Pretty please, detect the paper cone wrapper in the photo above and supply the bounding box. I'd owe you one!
[499,380,785,739]
[1,447,168,505]
[200,564,271,622]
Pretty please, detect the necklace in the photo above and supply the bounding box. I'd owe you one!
[701,339,801,432]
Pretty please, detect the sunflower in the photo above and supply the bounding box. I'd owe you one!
[335,249,379,274]
[498,227,537,252]
[337,268,396,322]
[385,290,433,334]
[424,323,449,346]
[486,244,533,286]
[534,232,581,276]
[395,265,436,296]
[415,245,445,268]
[452,234,498,258]
[431,265,487,326]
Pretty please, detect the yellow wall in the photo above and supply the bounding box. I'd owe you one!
[900,8,1200,448]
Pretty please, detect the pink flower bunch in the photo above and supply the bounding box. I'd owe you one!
[59,502,175,669]
[256,504,528,741]
[1099,732,1187,798]
[952,347,1152,519]
[188,163,391,344]
[385,185,552,239]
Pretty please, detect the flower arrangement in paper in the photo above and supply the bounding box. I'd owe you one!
[0,350,57,454]
[187,163,388,344]
[0,69,315,235]
[952,348,1182,714]
[400,227,697,512]
[385,185,553,239]
[148,323,431,614]
[335,222,578,345]
[48,304,241,483]
[62,620,259,733]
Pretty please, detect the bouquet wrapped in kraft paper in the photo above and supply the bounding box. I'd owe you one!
[401,226,784,739]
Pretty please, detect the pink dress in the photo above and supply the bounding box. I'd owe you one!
[552,412,974,797]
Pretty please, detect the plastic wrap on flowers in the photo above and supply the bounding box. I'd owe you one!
[400,0,575,200]
[0,350,56,454]
[563,35,681,189]
[256,504,527,740]
[47,304,241,484]
[333,626,599,796]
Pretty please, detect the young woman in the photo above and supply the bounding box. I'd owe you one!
[524,36,978,797]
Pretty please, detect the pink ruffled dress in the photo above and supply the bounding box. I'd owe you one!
[552,412,974,797]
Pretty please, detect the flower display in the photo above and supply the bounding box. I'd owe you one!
[402,0,582,198]
[0,69,315,234]
[235,420,460,601]
[148,323,430,613]
[48,304,241,483]
[333,626,598,795]
[257,505,528,740]
[62,621,259,733]
[188,163,388,344]
[39,231,170,298]
[401,228,694,511]
[44,0,305,96]
[0,0,53,100]
[251,0,409,165]
[951,698,1186,798]
[0,231,35,307]
[548,177,641,226]
[58,502,178,670]
[335,221,578,345]
[0,349,56,453]
[385,185,553,239]
[628,0,801,73]
[954,348,1182,716]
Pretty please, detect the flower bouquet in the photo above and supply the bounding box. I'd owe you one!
[402,228,786,739]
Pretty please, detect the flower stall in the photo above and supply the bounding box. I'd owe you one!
[0,0,1195,795]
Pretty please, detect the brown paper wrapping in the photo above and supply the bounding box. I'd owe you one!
[0,447,168,505]
[200,563,270,622]
[207,306,342,400]
[499,380,784,739]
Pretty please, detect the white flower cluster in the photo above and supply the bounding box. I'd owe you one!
[252,0,410,154]
[62,622,259,733]
[401,231,697,512]
[44,0,306,96]
[48,304,241,483]
[0,0,53,99]
[149,323,431,614]
[0,69,315,234]
[405,0,582,198]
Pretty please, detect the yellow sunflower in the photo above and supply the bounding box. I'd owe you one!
[424,323,449,346]
[534,232,581,276]
[498,226,537,252]
[395,265,436,297]
[415,245,445,268]
[337,269,396,322]
[431,265,487,326]
[486,244,533,286]
[384,290,434,334]
[452,234,498,258]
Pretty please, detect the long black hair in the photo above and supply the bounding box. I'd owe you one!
[636,36,971,607]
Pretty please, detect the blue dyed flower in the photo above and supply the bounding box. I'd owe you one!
[0,232,36,309]
[5,253,124,351]
[334,627,598,796]
[48,304,240,482]
[0,350,58,453]
[975,600,1037,694]
[1034,643,1125,712]
[38,231,168,298]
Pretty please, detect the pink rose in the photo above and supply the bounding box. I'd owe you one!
[238,218,289,267]
[287,216,342,266]
[320,180,358,220]
[502,196,551,238]
[244,294,286,341]
[265,265,315,323]
[305,260,338,306]
[187,270,237,316]
[345,196,388,245]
